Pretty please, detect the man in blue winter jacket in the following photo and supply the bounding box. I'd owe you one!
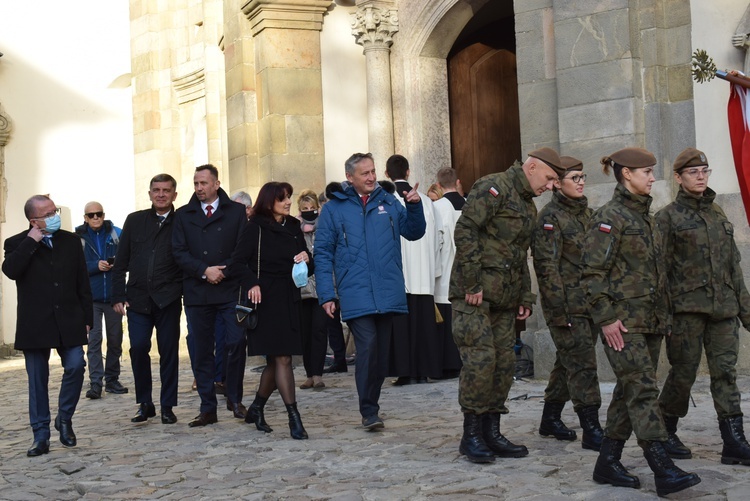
[75,201,128,399]
[315,152,425,430]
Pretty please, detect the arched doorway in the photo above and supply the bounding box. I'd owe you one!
[448,11,519,191]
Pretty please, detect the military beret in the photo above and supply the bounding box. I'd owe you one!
[601,147,656,169]
[673,147,708,171]
[528,147,565,177]
[560,155,583,172]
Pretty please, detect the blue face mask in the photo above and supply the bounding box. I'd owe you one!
[43,213,61,234]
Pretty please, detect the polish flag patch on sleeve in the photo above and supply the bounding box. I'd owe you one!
[543,223,554,231]
[488,186,499,197]
[598,223,612,233]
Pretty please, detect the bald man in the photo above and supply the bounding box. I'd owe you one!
[75,202,128,399]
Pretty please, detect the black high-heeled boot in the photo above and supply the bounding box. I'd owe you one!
[286,402,308,440]
[245,393,273,433]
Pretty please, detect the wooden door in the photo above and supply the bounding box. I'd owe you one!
[449,45,521,191]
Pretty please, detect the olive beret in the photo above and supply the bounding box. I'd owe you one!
[673,147,708,171]
[528,147,565,177]
[602,147,656,169]
[560,155,583,171]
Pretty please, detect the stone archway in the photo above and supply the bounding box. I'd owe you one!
[390,0,508,186]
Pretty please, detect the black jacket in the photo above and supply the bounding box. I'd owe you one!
[111,206,182,313]
[2,229,93,350]
[172,188,248,306]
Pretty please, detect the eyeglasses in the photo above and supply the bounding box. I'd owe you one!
[85,211,104,219]
[680,168,711,178]
[565,174,587,184]
[29,208,61,220]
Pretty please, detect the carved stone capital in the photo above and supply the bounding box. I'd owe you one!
[0,103,12,147]
[242,0,332,35]
[351,4,399,51]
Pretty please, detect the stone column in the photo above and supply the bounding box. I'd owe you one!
[242,0,330,197]
[352,0,398,170]
[0,103,11,224]
[0,102,10,348]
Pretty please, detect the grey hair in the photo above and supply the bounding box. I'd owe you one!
[231,190,253,207]
[24,195,52,220]
[344,152,374,175]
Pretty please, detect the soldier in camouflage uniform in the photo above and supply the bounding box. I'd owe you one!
[450,147,565,463]
[532,156,603,451]
[581,147,700,497]
[657,147,750,466]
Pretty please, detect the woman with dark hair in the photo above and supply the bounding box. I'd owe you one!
[581,148,700,496]
[229,181,312,439]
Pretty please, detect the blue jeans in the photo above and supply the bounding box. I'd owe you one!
[25,346,85,441]
[347,313,393,419]
[128,298,182,407]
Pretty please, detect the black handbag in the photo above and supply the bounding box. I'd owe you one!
[236,227,261,330]
[235,288,258,330]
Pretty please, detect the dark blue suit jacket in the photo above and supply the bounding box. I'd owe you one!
[172,188,247,306]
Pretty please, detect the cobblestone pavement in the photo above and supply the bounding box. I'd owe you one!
[1,349,750,500]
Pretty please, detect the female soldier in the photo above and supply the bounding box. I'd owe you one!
[580,148,701,496]
[657,147,750,465]
[532,156,603,451]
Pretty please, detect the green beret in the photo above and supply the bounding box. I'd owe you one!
[602,147,656,169]
[528,147,565,177]
[673,147,708,171]
[560,155,583,172]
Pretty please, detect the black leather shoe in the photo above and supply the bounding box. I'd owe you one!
[131,402,156,423]
[161,407,177,424]
[188,411,218,427]
[226,399,247,419]
[27,439,50,457]
[54,417,77,447]
[85,383,102,399]
[323,362,348,374]
[105,380,129,394]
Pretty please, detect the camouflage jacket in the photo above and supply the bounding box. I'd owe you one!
[449,163,537,310]
[656,187,750,326]
[532,191,593,326]
[580,183,670,335]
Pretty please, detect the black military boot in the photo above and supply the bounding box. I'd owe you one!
[719,415,750,465]
[641,440,701,496]
[482,412,529,458]
[576,406,604,451]
[663,414,692,459]
[592,437,641,489]
[539,401,577,441]
[459,413,495,463]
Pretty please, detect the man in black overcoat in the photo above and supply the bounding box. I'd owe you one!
[2,195,93,456]
[172,164,248,427]
[112,174,183,425]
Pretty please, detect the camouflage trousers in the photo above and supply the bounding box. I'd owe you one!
[452,301,515,414]
[544,317,602,411]
[659,313,742,419]
[602,331,667,442]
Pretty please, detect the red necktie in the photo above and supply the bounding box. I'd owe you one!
[206,205,213,218]
[361,195,369,207]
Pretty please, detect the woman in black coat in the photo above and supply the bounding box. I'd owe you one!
[229,182,312,439]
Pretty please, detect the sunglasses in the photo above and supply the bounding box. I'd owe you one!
[85,211,104,219]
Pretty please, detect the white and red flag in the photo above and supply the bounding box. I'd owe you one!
[727,82,750,225]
